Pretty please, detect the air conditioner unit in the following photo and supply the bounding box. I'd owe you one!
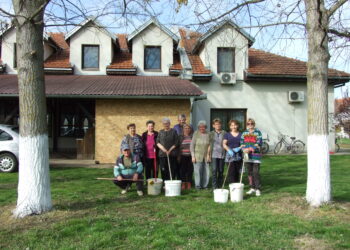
[219,72,236,84]
[288,91,304,103]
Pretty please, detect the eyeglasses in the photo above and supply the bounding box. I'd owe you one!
[247,123,255,125]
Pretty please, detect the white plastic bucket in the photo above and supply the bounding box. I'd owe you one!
[164,180,182,197]
[213,189,229,203]
[229,183,244,202]
[147,178,163,195]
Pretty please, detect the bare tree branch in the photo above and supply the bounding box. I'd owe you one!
[327,0,348,17]
[194,0,266,25]
[329,28,350,38]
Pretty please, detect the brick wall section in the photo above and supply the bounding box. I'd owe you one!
[95,99,191,163]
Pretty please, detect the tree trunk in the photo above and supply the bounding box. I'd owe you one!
[12,0,52,218]
[304,0,331,207]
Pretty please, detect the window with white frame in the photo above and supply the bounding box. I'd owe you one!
[217,47,235,73]
[144,46,161,70]
[82,45,99,69]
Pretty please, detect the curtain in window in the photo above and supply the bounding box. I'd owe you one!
[145,47,161,69]
[217,48,235,73]
[83,46,99,68]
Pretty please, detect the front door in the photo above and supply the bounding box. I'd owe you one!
[210,108,247,132]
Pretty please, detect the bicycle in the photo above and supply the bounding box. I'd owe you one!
[261,134,270,154]
[274,133,305,154]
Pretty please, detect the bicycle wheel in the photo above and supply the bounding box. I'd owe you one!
[261,142,269,154]
[336,143,340,153]
[274,142,283,154]
[291,140,305,154]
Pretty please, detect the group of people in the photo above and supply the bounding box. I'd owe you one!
[113,114,263,197]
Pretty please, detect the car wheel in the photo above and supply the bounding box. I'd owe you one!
[0,153,18,173]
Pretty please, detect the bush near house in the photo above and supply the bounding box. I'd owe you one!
[0,155,349,249]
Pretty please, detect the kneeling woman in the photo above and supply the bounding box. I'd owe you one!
[114,144,144,196]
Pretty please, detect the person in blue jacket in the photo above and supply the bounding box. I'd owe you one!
[113,144,144,196]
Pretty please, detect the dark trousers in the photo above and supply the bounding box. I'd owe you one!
[211,158,225,189]
[113,174,144,191]
[159,156,177,181]
[228,160,243,184]
[179,155,193,183]
[144,158,159,179]
[246,162,261,190]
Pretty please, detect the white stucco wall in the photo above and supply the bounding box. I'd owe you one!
[1,28,55,73]
[1,28,17,74]
[44,43,54,61]
[192,80,336,152]
[69,26,113,75]
[199,25,249,81]
[132,24,174,76]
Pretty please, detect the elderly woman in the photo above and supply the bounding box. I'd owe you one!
[120,123,144,160]
[156,117,179,181]
[190,120,211,189]
[209,118,226,189]
[241,118,263,196]
[178,123,194,190]
[141,120,158,179]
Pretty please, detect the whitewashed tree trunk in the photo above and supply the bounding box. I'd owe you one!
[304,0,331,207]
[12,0,52,218]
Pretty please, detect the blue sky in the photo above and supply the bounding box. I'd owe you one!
[1,0,349,97]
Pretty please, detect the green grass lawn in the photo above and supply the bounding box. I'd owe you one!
[338,138,350,149]
[0,155,349,249]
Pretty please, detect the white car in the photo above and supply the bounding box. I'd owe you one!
[0,124,19,172]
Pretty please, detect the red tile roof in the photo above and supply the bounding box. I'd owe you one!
[44,33,71,69]
[179,28,201,53]
[0,75,204,97]
[49,32,69,50]
[107,51,134,69]
[169,53,182,71]
[179,29,211,75]
[116,34,129,51]
[247,48,350,78]
[107,34,135,70]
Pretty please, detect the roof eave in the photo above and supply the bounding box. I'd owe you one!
[194,19,255,53]
[245,72,350,84]
[128,18,179,42]
[0,93,205,100]
[65,18,116,44]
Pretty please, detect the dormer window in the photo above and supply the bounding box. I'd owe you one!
[217,47,235,73]
[82,45,99,70]
[144,46,161,70]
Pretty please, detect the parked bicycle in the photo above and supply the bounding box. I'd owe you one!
[274,133,305,154]
[261,134,270,154]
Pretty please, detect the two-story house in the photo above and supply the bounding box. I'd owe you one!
[0,18,349,163]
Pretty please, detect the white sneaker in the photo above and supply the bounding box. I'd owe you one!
[246,188,256,195]
[137,190,144,196]
[121,189,127,194]
[255,190,261,196]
